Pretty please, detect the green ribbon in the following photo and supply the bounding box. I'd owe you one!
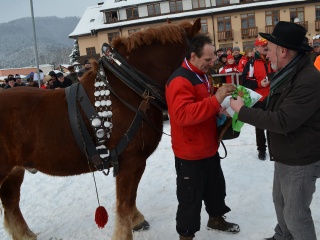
[231,85,252,132]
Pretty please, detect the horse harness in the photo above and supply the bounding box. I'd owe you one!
[65,43,167,177]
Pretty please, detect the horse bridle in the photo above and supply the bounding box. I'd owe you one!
[65,43,168,177]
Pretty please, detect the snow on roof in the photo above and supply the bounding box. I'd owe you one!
[69,0,306,38]
[69,4,103,37]
[100,0,163,11]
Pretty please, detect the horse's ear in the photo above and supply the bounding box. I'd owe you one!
[192,18,202,35]
[167,18,171,24]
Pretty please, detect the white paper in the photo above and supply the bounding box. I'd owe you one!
[220,86,262,117]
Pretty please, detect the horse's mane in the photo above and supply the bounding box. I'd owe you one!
[112,23,188,52]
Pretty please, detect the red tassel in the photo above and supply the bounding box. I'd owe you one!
[95,206,109,229]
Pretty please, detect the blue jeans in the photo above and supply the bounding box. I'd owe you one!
[272,160,320,240]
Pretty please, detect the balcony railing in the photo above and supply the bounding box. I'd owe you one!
[217,30,233,41]
[265,25,274,34]
[316,19,320,31]
[295,21,308,31]
[241,26,258,39]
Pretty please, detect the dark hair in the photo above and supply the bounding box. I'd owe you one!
[186,34,213,60]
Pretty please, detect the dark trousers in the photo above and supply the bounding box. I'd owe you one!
[253,101,267,152]
[175,153,231,237]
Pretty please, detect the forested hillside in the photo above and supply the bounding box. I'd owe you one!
[0,16,79,68]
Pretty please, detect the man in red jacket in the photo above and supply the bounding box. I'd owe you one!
[241,37,274,160]
[166,33,239,240]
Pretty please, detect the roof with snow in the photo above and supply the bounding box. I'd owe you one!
[69,0,307,38]
[100,0,163,11]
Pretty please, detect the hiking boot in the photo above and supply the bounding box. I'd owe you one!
[179,236,194,240]
[207,215,240,233]
[265,237,275,240]
[26,168,38,174]
[258,151,266,160]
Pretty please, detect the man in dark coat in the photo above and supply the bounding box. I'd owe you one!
[55,72,72,88]
[230,21,320,240]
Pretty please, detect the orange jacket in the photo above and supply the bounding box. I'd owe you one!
[314,55,320,71]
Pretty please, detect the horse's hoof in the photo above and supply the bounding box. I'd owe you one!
[132,220,150,232]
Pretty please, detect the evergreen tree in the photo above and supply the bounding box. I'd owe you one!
[69,39,80,64]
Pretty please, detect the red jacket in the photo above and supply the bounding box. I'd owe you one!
[237,55,252,73]
[165,60,221,160]
[219,63,239,84]
[241,54,273,101]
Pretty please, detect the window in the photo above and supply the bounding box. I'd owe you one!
[201,19,208,33]
[289,7,304,23]
[241,13,255,29]
[217,16,231,32]
[192,0,205,9]
[216,0,230,6]
[147,3,161,16]
[243,40,255,51]
[219,43,233,52]
[86,47,96,55]
[316,5,320,20]
[90,19,95,23]
[105,11,118,23]
[128,28,141,35]
[169,0,183,13]
[265,10,279,26]
[126,7,139,20]
[108,32,120,44]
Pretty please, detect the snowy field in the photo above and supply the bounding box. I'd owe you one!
[0,122,319,240]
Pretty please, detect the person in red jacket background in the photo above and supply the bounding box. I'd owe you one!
[241,37,274,160]
[219,55,239,84]
[166,33,239,240]
[237,47,253,73]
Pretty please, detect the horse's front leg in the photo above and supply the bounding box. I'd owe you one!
[0,168,37,240]
[112,157,147,240]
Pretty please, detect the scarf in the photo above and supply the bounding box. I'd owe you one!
[266,53,303,106]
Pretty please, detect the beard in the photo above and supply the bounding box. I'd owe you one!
[271,62,278,71]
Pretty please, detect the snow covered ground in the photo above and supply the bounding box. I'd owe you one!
[0,122,319,240]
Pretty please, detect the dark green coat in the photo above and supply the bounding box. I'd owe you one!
[238,54,320,165]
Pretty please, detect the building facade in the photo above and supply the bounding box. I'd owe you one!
[69,0,320,60]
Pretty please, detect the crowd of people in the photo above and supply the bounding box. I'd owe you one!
[0,60,91,90]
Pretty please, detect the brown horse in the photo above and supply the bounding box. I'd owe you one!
[0,19,201,240]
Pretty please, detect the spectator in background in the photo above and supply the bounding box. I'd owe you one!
[41,75,55,89]
[55,72,72,88]
[79,59,91,74]
[218,53,228,66]
[48,71,59,88]
[309,42,320,63]
[226,48,232,56]
[5,76,17,89]
[237,48,253,73]
[77,71,85,82]
[314,54,320,71]
[241,36,274,160]
[216,48,225,58]
[67,65,78,84]
[27,78,39,88]
[219,55,239,84]
[209,51,225,85]
[232,46,243,66]
[15,74,26,86]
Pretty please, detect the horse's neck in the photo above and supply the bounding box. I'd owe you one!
[118,42,186,87]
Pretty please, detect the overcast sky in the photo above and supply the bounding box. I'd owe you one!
[0,0,102,23]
